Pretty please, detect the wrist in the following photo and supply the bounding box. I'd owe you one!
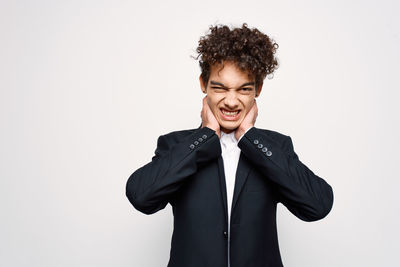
[236,125,253,141]
[235,129,245,139]
[202,124,220,137]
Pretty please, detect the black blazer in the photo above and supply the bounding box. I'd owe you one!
[126,124,334,267]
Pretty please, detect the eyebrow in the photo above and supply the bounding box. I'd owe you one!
[210,81,255,88]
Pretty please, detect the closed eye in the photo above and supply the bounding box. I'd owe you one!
[211,86,227,92]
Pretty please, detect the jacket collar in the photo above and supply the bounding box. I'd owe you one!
[197,122,251,223]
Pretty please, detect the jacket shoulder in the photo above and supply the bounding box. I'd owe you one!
[159,127,199,145]
[250,127,294,155]
[256,127,290,142]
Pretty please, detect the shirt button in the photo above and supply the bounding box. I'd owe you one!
[223,231,228,238]
[253,139,259,145]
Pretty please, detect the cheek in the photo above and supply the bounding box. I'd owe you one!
[241,98,255,112]
[206,95,221,111]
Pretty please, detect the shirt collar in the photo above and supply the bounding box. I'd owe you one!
[220,130,238,145]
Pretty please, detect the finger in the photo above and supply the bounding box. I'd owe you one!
[253,101,258,112]
[204,98,211,111]
[202,97,207,113]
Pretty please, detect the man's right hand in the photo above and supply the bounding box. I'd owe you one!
[201,96,221,138]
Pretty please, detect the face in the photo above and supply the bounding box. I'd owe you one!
[200,60,262,134]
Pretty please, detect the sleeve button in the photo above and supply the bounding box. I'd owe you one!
[262,147,268,152]
[189,144,195,149]
[253,139,259,145]
[257,143,263,149]
[266,150,272,156]
[194,141,199,145]
[202,134,207,139]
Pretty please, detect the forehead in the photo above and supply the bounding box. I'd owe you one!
[209,61,254,86]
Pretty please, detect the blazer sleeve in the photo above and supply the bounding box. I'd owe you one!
[126,127,221,215]
[238,127,334,222]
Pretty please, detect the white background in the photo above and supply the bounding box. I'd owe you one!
[1,0,399,266]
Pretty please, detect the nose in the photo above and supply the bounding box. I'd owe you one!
[223,91,240,110]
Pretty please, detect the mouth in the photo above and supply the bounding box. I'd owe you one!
[219,108,241,121]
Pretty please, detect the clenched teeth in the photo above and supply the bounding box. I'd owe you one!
[221,109,240,116]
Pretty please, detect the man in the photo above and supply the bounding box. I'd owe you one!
[125,23,334,267]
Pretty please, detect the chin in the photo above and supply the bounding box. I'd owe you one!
[220,122,240,131]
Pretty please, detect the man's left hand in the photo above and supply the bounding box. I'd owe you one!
[235,99,258,141]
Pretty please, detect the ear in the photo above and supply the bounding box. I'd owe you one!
[199,75,207,93]
[255,82,263,97]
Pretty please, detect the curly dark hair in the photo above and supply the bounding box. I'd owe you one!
[194,23,279,89]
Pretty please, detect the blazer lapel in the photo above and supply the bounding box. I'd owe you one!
[231,152,252,212]
[217,156,229,224]
[196,123,251,221]
[217,151,252,224]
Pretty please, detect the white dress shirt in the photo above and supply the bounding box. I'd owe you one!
[219,127,252,267]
